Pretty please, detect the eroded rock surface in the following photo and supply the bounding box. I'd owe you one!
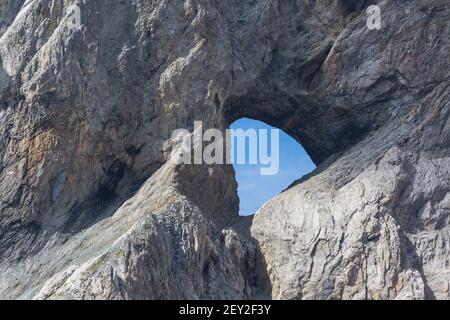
[0,0,448,299]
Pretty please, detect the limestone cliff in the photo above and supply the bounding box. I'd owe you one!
[0,0,448,299]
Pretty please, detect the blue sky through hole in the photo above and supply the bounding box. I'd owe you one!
[230,118,316,216]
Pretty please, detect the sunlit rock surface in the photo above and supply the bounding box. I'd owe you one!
[0,0,448,299]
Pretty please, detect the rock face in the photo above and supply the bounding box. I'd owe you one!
[0,0,448,300]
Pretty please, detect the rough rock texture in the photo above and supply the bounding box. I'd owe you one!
[0,0,448,300]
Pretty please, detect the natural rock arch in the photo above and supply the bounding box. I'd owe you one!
[228,117,315,216]
[0,0,448,300]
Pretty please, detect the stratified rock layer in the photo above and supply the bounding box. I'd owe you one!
[0,0,448,299]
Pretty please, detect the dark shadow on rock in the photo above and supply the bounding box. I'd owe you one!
[399,231,437,300]
[340,0,377,15]
[0,61,13,110]
[228,215,272,300]
[61,166,157,235]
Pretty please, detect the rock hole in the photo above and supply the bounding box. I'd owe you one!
[230,118,316,216]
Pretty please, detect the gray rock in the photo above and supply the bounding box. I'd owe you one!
[0,0,448,300]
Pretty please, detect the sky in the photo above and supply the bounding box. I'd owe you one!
[230,118,316,216]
